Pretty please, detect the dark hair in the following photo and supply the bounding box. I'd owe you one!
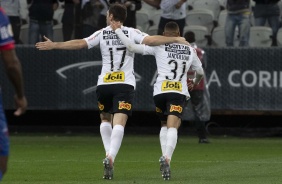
[108,3,127,23]
[164,21,179,32]
[184,31,195,43]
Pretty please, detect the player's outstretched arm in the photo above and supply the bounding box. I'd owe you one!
[35,36,88,50]
[142,35,188,46]
[1,49,27,116]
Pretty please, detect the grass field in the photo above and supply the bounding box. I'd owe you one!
[3,134,282,184]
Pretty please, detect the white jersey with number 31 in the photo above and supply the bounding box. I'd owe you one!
[84,26,147,88]
[143,44,202,97]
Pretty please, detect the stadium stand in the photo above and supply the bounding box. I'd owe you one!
[249,26,273,47]
[218,10,227,27]
[183,25,209,47]
[53,8,64,25]
[52,8,64,42]
[17,0,282,48]
[136,10,151,33]
[276,27,282,46]
[187,0,197,9]
[149,10,161,27]
[19,0,29,44]
[147,25,158,36]
[218,0,227,8]
[53,24,64,42]
[192,0,221,20]
[185,9,215,34]
[19,24,29,44]
[211,26,240,47]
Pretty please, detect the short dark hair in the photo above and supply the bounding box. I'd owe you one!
[184,31,195,43]
[108,3,127,23]
[164,21,179,32]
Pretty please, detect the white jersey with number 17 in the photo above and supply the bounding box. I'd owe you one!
[143,44,202,97]
[84,26,148,88]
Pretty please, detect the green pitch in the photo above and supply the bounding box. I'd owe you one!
[3,134,282,184]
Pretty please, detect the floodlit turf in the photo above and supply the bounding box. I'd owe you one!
[3,134,282,184]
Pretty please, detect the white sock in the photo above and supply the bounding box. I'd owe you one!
[100,122,112,156]
[159,126,168,156]
[109,124,124,162]
[165,128,178,162]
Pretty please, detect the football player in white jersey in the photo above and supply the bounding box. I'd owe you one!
[111,21,204,180]
[35,3,189,180]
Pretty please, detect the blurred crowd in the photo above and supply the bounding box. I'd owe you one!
[0,0,282,47]
[0,0,142,44]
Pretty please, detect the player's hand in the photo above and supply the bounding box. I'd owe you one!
[14,95,27,116]
[187,78,195,91]
[110,20,122,31]
[35,36,55,50]
[175,37,190,45]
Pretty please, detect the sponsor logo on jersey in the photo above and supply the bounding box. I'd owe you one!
[170,105,182,113]
[161,81,182,91]
[103,71,125,82]
[118,101,131,110]
[165,44,191,60]
[156,107,162,113]
[98,102,104,111]
[103,30,128,40]
[165,44,190,53]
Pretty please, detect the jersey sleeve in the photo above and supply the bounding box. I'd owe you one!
[129,28,156,55]
[143,45,155,55]
[83,29,102,49]
[190,48,202,70]
[131,28,149,44]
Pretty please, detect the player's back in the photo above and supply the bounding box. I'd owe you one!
[152,43,196,84]
[144,43,201,96]
[84,25,147,88]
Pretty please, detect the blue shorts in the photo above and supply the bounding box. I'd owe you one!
[0,91,9,156]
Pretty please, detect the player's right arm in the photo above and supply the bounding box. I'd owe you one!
[35,36,88,50]
[1,49,27,116]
